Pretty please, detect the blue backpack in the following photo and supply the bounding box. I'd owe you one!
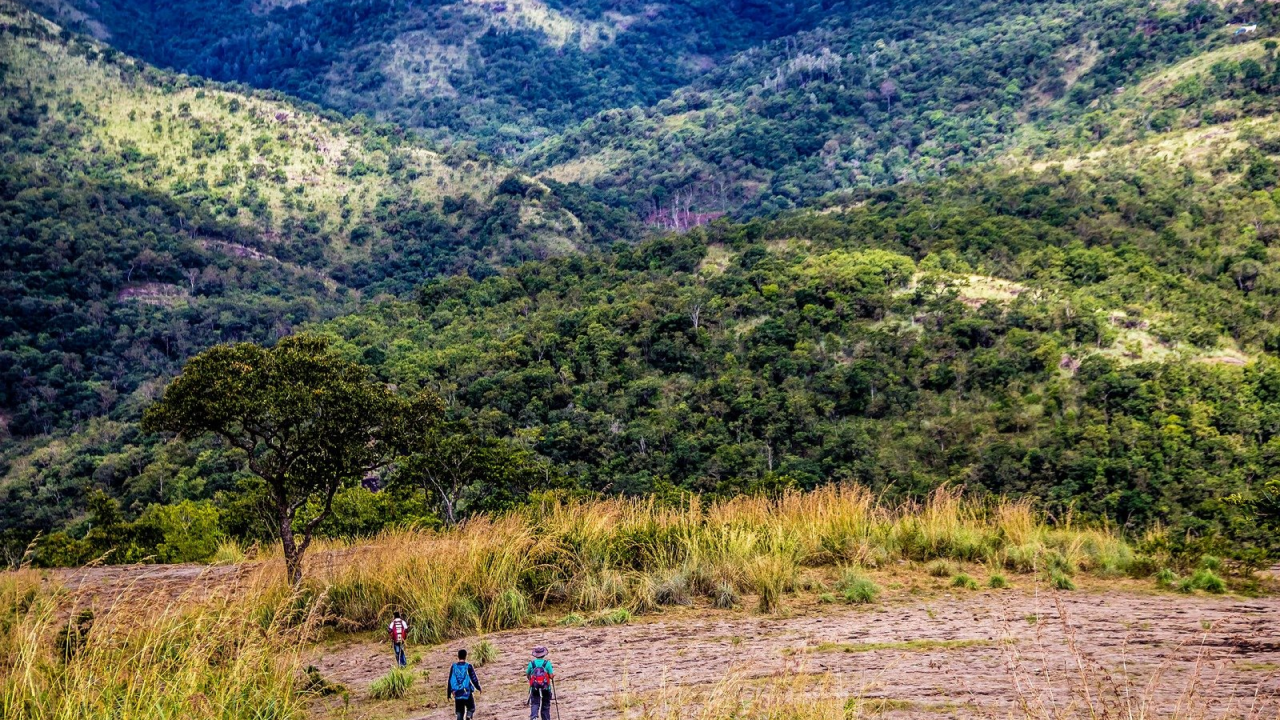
[450,663,474,699]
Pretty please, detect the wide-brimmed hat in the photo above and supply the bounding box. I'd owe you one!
[532,646,548,658]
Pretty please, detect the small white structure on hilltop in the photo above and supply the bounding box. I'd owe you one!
[1235,24,1258,36]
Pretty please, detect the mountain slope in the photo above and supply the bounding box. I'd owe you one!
[28,0,1277,221]
[25,0,838,154]
[0,0,600,442]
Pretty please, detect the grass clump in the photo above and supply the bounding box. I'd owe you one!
[369,667,415,700]
[817,592,838,604]
[1155,568,1178,589]
[835,569,881,604]
[593,607,633,626]
[559,612,586,626]
[950,573,978,590]
[713,582,740,609]
[1185,569,1227,594]
[1049,569,1076,591]
[987,573,1009,589]
[472,639,498,666]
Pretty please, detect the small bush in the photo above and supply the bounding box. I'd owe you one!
[817,593,838,604]
[369,667,415,700]
[838,575,881,605]
[1003,544,1040,574]
[1177,576,1196,594]
[1049,569,1075,591]
[472,640,498,666]
[1126,555,1158,579]
[927,560,956,577]
[1198,555,1222,572]
[1155,568,1178,588]
[1044,549,1076,575]
[950,573,978,590]
[1190,569,1226,594]
[593,607,632,626]
[987,573,1009,589]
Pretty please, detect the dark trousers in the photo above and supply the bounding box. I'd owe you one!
[393,642,406,667]
[455,696,475,720]
[529,688,552,720]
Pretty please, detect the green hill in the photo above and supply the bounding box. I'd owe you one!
[6,0,1280,567]
[0,1,597,441]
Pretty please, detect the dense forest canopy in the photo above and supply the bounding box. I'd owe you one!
[5,0,1280,568]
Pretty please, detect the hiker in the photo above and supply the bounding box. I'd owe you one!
[526,645,555,720]
[447,648,482,720]
[388,611,409,667]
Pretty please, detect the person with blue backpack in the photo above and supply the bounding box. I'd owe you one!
[526,646,556,720]
[447,649,482,720]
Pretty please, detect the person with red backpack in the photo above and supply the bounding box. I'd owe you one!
[526,646,555,720]
[388,611,409,667]
[447,648,483,720]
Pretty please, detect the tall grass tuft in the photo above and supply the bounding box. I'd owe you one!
[368,667,415,700]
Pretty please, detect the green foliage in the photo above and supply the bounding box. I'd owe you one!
[950,573,979,590]
[1049,569,1076,591]
[987,573,1009,589]
[1155,568,1179,589]
[591,607,632,626]
[368,667,415,700]
[141,334,444,583]
[1187,568,1227,594]
[836,571,881,605]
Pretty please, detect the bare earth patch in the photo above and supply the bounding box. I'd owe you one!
[308,587,1280,720]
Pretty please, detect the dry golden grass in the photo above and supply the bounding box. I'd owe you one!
[1,486,1145,720]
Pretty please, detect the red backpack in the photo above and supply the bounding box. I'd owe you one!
[389,619,407,642]
[529,659,551,689]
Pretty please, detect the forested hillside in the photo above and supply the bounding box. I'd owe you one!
[25,0,1280,219]
[0,1,599,442]
[6,0,1280,568]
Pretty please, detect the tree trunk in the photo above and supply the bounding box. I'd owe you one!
[280,508,303,586]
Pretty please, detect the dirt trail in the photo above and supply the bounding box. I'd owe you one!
[311,589,1280,720]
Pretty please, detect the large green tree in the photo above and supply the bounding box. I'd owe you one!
[142,334,442,584]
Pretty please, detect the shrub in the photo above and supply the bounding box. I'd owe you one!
[951,573,978,590]
[1190,569,1226,594]
[1198,555,1222,572]
[1155,568,1178,588]
[473,640,498,666]
[836,570,881,604]
[987,573,1009,589]
[558,613,586,626]
[1126,554,1158,579]
[927,560,956,577]
[817,593,838,604]
[1049,569,1075,591]
[369,667,415,700]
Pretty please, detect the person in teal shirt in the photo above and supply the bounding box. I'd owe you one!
[525,646,554,720]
